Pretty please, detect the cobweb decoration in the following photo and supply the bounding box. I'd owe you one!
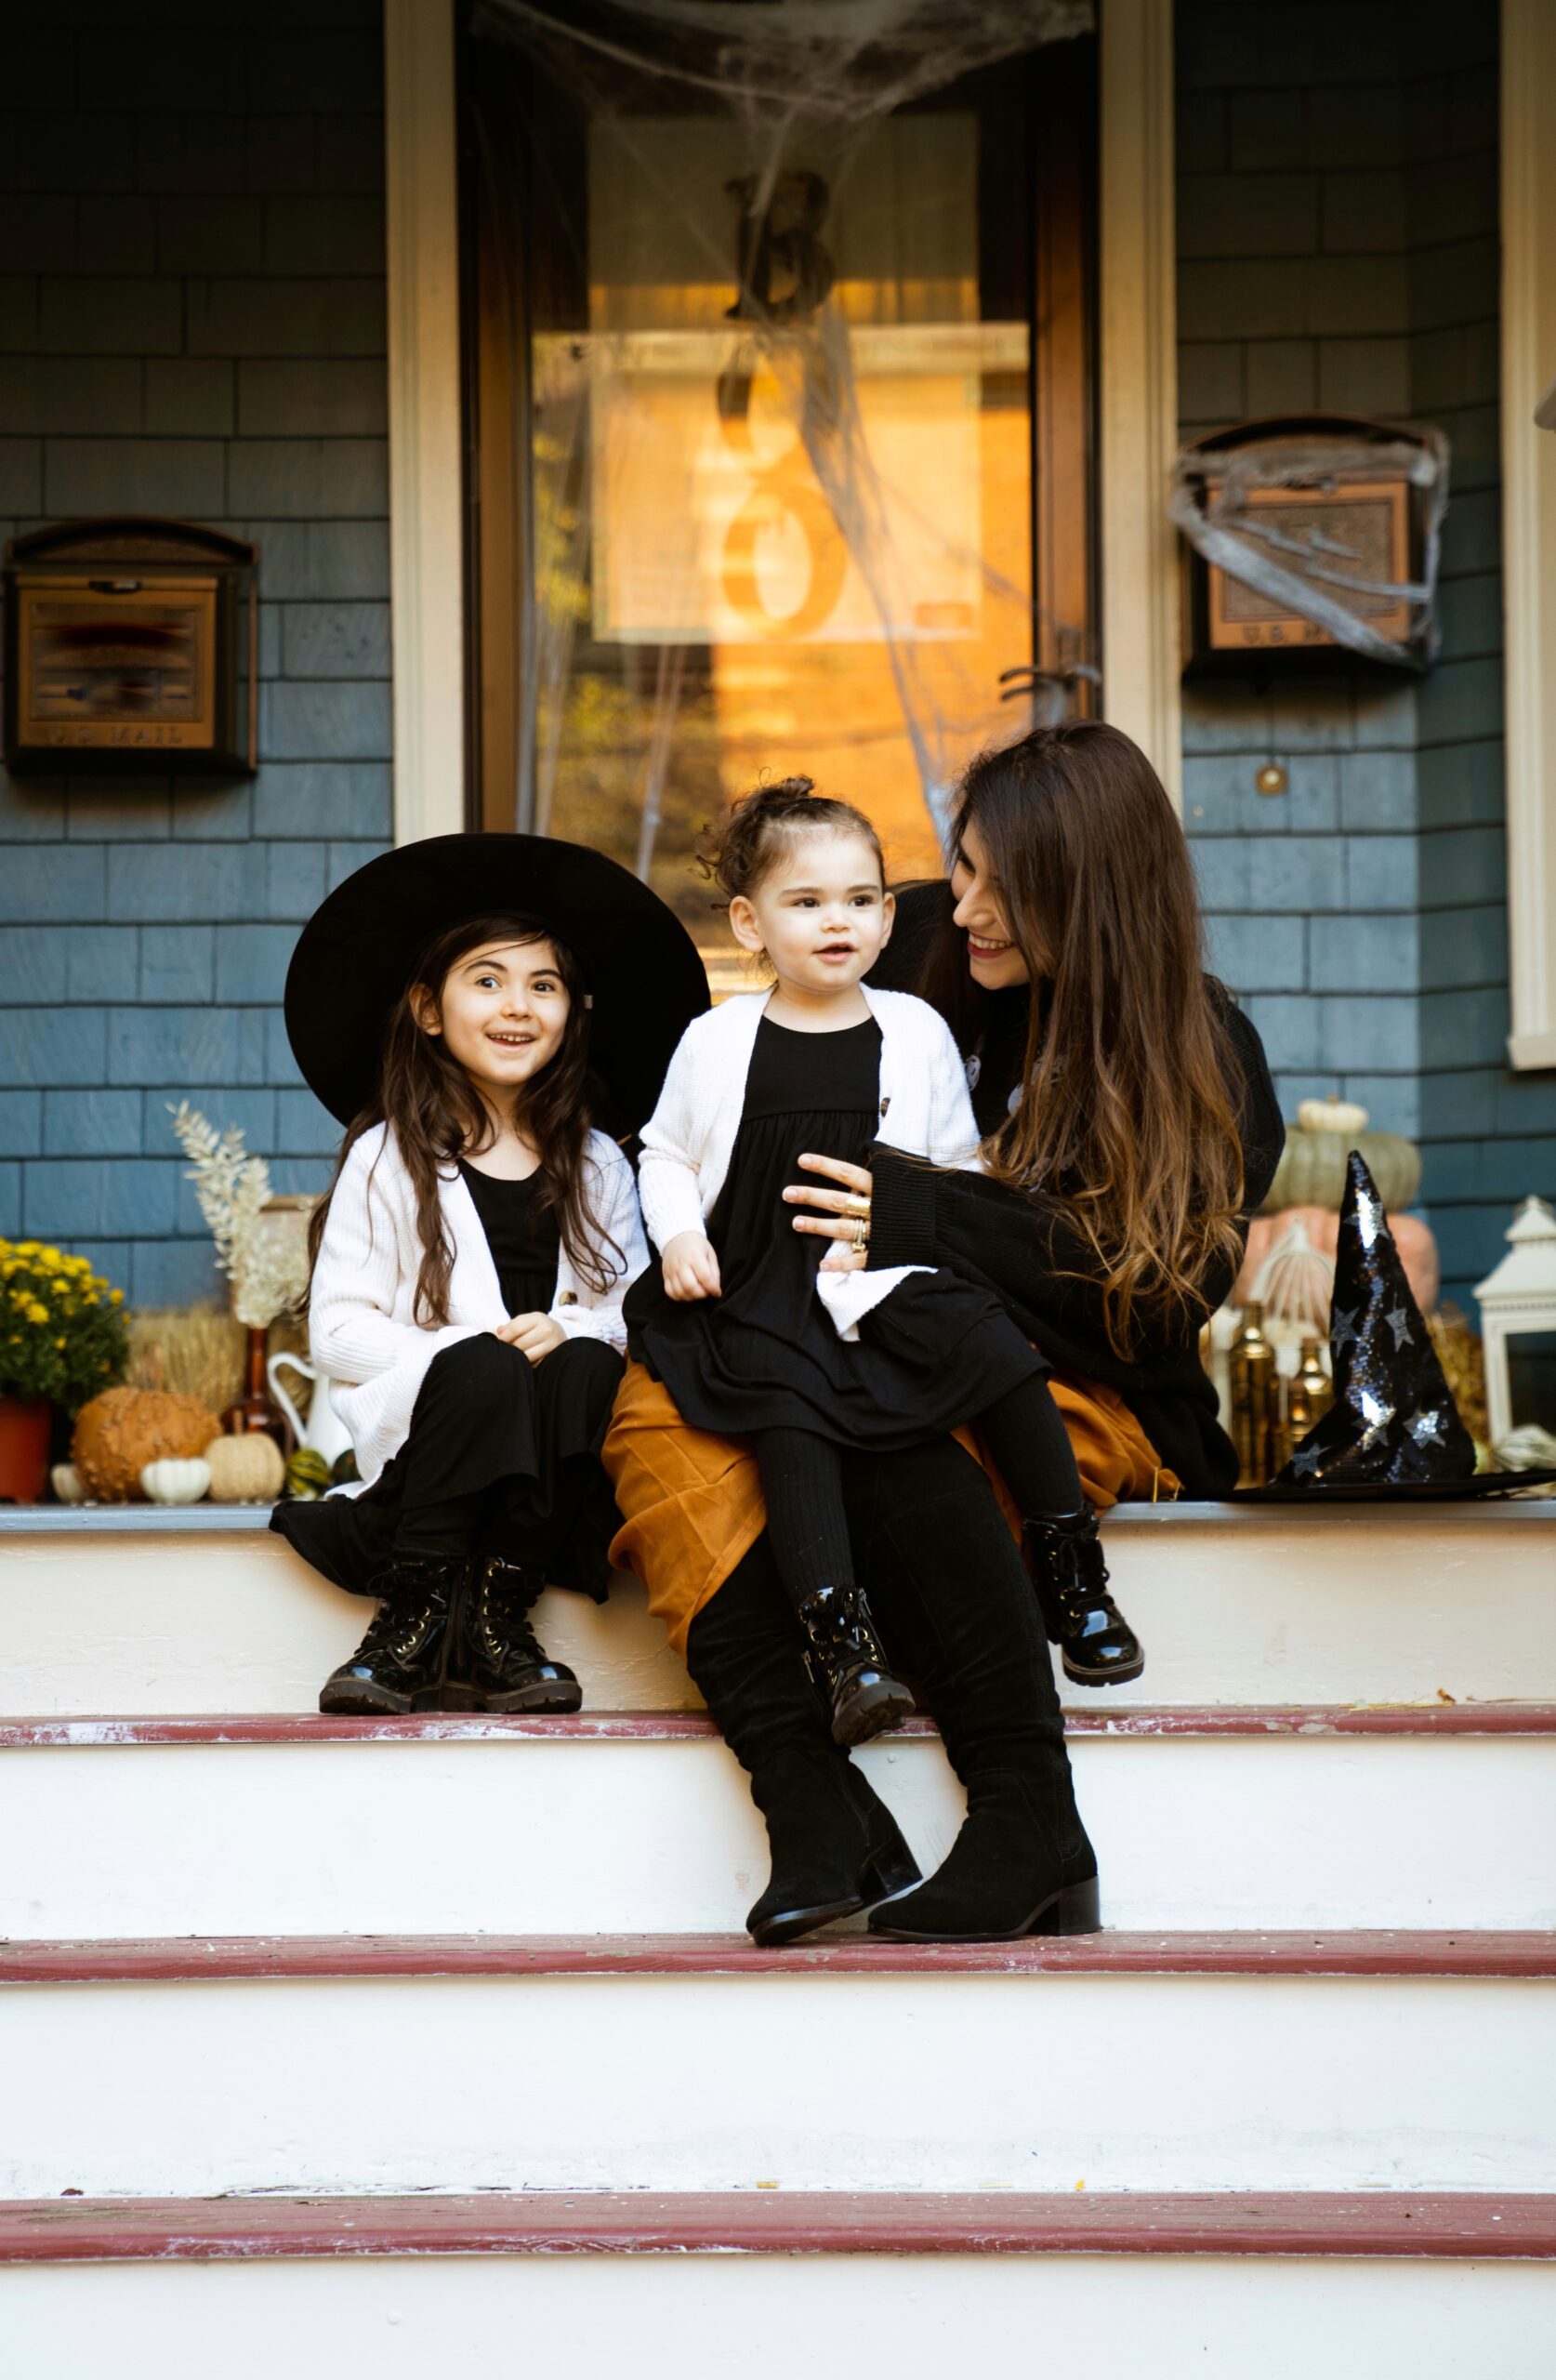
[471,0,1095,863]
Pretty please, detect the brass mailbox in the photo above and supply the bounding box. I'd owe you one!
[3,517,257,775]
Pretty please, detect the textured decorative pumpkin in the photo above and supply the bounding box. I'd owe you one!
[139,1456,212,1506]
[1261,1130,1421,1216]
[1297,1095,1369,1137]
[204,1430,285,1503]
[72,1387,222,1503]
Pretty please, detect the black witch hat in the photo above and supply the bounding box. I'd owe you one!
[1248,1150,1556,1500]
[284,833,709,1138]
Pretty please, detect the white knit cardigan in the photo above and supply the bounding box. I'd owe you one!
[310,1122,648,1490]
[637,985,980,1341]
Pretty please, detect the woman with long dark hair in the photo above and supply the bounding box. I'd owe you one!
[604,722,1282,1942]
[272,837,707,1717]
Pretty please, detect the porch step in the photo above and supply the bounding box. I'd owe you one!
[5,1707,1553,1937]
[6,1499,1553,1716]
[3,1931,1552,2199]
[3,2194,1553,2380]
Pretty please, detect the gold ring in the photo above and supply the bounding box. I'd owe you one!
[841,1194,870,1219]
[851,1217,869,1253]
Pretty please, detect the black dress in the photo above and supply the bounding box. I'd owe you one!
[625,1014,1043,1450]
[271,1163,624,1600]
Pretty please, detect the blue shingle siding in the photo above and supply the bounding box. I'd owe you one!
[0,2,386,1303]
[1177,0,1537,1305]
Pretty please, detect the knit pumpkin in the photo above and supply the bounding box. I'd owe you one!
[72,1387,222,1503]
[204,1430,285,1503]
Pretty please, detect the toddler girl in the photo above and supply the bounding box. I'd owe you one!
[627,779,1095,1743]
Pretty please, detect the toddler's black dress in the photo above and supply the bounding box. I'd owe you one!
[625,1015,1044,1448]
[272,1163,623,1600]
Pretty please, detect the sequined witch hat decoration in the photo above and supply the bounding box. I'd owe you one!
[1271,1149,1475,1491]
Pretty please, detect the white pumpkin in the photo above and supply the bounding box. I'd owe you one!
[139,1456,212,1506]
[1297,1095,1369,1136]
[50,1461,86,1505]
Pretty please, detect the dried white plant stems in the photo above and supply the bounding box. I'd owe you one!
[167,1103,310,1329]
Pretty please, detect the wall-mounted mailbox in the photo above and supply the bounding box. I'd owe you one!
[1173,415,1447,678]
[3,517,257,775]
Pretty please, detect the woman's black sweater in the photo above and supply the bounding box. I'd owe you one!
[866,882,1286,1498]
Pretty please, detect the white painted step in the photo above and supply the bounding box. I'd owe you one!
[6,1500,1554,1716]
[3,1711,1552,1937]
[3,1938,1552,2198]
[2,2195,1552,2380]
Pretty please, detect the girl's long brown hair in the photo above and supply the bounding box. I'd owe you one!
[307,913,624,1325]
[918,721,1246,1357]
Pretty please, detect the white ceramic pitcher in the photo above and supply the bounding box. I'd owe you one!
[267,1351,353,1471]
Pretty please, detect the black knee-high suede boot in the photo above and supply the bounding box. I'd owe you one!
[684,1540,921,1948]
[842,1441,1100,1942]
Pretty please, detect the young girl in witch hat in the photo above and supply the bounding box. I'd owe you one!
[272,834,708,1716]
[626,778,1125,1758]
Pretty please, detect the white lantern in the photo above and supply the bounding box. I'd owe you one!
[1474,1197,1556,1448]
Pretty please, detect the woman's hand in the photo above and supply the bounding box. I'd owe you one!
[784,1152,872,1274]
[663,1231,722,1302]
[496,1311,567,1364]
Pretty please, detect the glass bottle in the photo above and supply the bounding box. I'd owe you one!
[1229,1301,1278,1488]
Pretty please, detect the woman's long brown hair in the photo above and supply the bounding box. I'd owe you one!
[307,913,624,1325]
[918,721,1246,1357]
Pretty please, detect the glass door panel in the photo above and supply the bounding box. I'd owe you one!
[468,33,1095,986]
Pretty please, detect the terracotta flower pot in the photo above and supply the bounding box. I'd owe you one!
[0,1395,53,1504]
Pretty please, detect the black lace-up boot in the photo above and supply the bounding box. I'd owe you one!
[457,1552,582,1714]
[319,1557,463,1715]
[1025,1505,1144,1686]
[795,1581,916,1746]
[686,1549,920,1946]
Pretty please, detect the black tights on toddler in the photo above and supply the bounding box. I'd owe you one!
[756,1368,1083,1610]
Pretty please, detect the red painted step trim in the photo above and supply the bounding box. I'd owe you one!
[0,2191,1550,2266]
[4,1929,1552,1985]
[3,1702,1552,1749]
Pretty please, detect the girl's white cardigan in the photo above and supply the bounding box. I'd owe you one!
[310,1123,648,1491]
[637,985,979,1342]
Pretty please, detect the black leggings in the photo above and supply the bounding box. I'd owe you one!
[756,1368,1083,1607]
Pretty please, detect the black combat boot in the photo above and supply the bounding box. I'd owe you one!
[456,1552,582,1714]
[1025,1504,1144,1686]
[687,1548,920,1947]
[795,1581,916,1747]
[318,1556,463,1715]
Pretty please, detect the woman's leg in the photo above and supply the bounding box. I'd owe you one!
[755,1425,915,1746]
[974,1371,1146,1688]
[684,1536,920,1945]
[839,1435,1100,1940]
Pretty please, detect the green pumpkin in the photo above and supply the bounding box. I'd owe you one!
[284,1448,332,1501]
[1260,1130,1422,1216]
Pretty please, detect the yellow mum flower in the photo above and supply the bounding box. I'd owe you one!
[111,1288,124,1304]
[25,1302,48,1325]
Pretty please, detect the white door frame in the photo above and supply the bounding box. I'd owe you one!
[1501,0,1556,1070]
[384,0,466,846]
[382,0,1183,841]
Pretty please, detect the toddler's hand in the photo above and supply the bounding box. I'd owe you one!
[663,1232,721,1301]
[496,1311,567,1364]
